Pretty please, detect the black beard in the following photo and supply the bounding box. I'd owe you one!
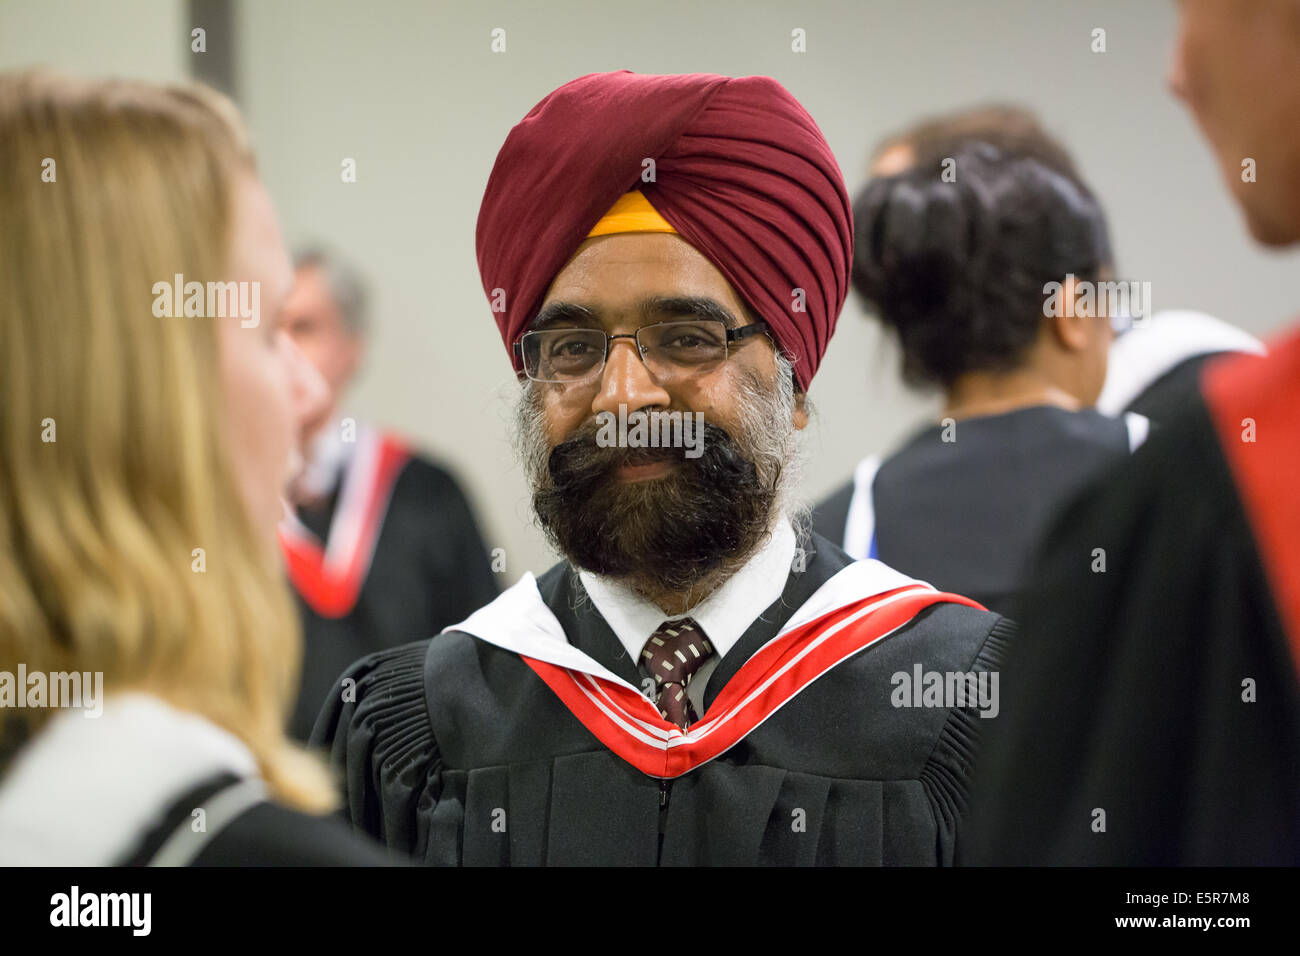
[532,421,776,593]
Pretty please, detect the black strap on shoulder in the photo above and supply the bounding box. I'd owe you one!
[116,772,269,867]
[147,776,269,866]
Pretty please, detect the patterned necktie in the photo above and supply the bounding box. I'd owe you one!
[641,618,715,730]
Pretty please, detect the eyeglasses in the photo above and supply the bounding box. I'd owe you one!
[514,319,771,384]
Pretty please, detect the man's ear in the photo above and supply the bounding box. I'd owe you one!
[792,391,808,430]
[1050,275,1091,353]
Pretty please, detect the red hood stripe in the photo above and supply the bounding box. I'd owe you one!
[523,585,984,778]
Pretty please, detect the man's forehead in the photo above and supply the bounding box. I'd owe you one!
[285,264,342,312]
[542,237,748,320]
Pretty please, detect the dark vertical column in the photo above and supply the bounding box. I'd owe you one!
[187,0,238,101]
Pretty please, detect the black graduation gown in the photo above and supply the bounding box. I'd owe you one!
[960,334,1300,865]
[1120,351,1220,424]
[115,772,394,866]
[288,454,498,741]
[813,406,1137,617]
[312,534,1014,865]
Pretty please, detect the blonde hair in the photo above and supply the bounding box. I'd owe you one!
[0,70,335,813]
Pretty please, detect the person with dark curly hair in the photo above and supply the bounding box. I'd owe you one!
[814,142,1147,617]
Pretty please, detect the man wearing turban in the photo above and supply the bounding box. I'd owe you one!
[314,71,1012,865]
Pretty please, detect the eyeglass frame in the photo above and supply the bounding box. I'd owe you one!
[512,318,773,384]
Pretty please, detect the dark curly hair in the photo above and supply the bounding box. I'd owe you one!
[852,142,1113,389]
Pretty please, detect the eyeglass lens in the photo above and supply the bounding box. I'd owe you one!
[521,320,730,383]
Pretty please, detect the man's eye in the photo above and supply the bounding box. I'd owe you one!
[660,331,724,352]
[550,339,593,357]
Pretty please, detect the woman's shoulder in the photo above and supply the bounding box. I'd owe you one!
[192,800,397,866]
[113,769,396,865]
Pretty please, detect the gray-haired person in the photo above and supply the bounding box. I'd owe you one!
[279,245,498,742]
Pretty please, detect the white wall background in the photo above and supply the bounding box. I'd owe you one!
[0,0,188,80]
[6,0,1297,580]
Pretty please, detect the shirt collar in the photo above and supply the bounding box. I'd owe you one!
[296,416,358,499]
[578,517,797,664]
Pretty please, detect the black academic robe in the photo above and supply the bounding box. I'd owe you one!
[287,451,498,741]
[961,330,1300,865]
[116,772,394,866]
[1119,351,1221,425]
[312,534,1013,866]
[813,406,1139,617]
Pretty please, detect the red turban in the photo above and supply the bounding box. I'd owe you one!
[475,71,853,391]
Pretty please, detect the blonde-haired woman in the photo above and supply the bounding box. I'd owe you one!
[0,70,389,865]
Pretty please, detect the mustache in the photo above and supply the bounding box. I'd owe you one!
[545,418,747,484]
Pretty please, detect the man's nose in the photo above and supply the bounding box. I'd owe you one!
[590,338,671,418]
[282,332,330,431]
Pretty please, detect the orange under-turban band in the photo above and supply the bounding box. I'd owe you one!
[586,190,678,238]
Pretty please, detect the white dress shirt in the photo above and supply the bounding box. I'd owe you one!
[578,518,797,714]
[295,416,355,500]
